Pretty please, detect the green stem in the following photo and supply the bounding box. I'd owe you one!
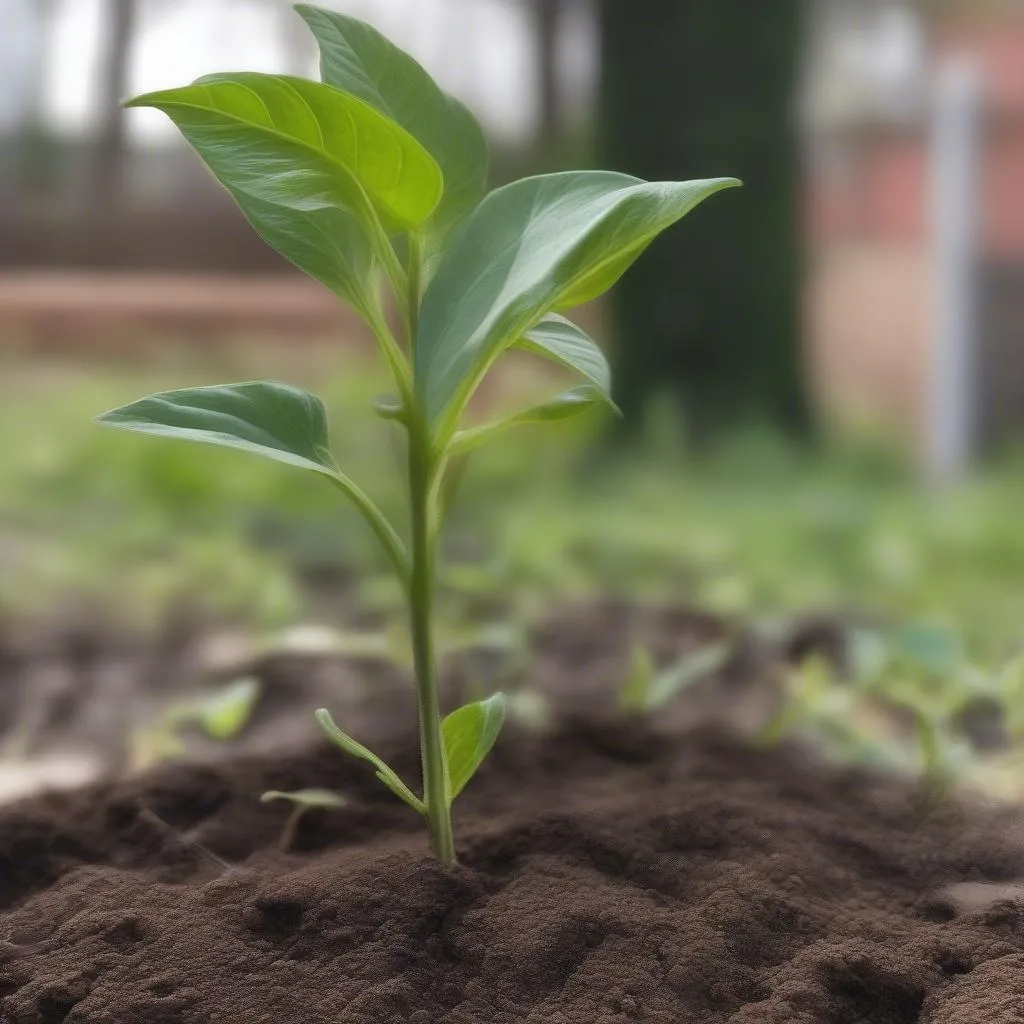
[408,437,454,864]
[407,233,424,348]
[367,310,412,407]
[326,475,410,592]
[280,807,302,852]
[403,233,454,865]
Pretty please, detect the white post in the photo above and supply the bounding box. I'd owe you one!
[927,57,982,485]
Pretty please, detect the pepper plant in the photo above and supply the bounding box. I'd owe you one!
[97,3,739,865]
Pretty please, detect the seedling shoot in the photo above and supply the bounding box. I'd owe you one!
[97,3,738,865]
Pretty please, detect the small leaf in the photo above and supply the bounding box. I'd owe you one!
[196,677,260,739]
[315,708,424,813]
[261,788,347,810]
[645,642,731,710]
[449,386,605,455]
[371,394,404,420]
[618,644,655,713]
[518,314,615,408]
[416,172,740,438]
[297,4,488,246]
[96,381,341,479]
[442,693,506,804]
[890,623,963,677]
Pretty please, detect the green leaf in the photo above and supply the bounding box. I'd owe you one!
[449,386,605,455]
[261,788,347,810]
[890,623,963,677]
[296,3,488,246]
[98,382,410,586]
[315,708,424,813]
[416,171,740,437]
[371,394,404,420]
[96,381,341,479]
[619,644,655,714]
[126,73,442,310]
[517,314,615,408]
[442,693,506,804]
[128,73,442,231]
[196,677,260,739]
[221,192,377,320]
[620,642,731,713]
[645,642,730,710]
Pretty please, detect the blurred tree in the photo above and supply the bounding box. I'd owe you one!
[2,0,59,193]
[82,0,139,210]
[19,0,59,131]
[530,0,568,149]
[598,0,812,444]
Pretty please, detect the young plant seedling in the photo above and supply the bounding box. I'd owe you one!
[96,3,739,865]
[619,641,731,715]
[130,676,260,771]
[261,788,347,852]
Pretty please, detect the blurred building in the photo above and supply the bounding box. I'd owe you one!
[806,3,1024,454]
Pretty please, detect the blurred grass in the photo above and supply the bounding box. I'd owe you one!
[4,350,1024,673]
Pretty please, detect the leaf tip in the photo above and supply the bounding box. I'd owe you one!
[94,408,125,428]
[123,91,161,110]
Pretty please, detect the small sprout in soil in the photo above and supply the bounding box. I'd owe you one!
[96,3,737,864]
[130,677,260,771]
[619,641,731,714]
[911,708,971,809]
[261,788,347,852]
[195,677,261,739]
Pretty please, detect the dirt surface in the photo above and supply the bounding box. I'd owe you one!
[0,601,748,784]
[2,709,1024,1023]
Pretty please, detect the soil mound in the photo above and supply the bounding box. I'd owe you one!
[1,717,1023,1023]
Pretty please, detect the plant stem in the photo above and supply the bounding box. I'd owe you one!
[326,475,410,592]
[280,807,302,852]
[404,233,455,866]
[407,234,424,346]
[408,438,455,865]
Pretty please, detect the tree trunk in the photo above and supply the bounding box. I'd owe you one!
[598,0,812,444]
[83,0,138,211]
[532,0,567,150]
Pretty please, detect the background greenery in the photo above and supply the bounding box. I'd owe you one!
[6,351,1024,665]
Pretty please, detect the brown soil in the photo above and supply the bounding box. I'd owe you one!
[0,600,750,776]
[2,710,1024,1023]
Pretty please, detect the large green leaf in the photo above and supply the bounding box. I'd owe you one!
[518,314,613,406]
[129,73,442,231]
[98,383,410,583]
[296,4,488,245]
[415,171,740,436]
[222,192,377,320]
[96,381,341,478]
[442,693,506,804]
